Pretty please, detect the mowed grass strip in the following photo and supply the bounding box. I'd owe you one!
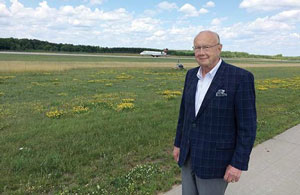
[0,65,300,194]
[1,53,300,72]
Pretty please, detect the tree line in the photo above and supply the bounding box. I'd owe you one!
[167,50,299,60]
[0,37,299,60]
[0,38,161,54]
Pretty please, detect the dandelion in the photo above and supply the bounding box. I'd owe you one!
[116,103,134,111]
[72,106,89,114]
[46,110,64,119]
[31,82,42,86]
[161,90,182,99]
[33,103,44,112]
[122,98,135,103]
[162,90,182,96]
[0,76,16,80]
[255,77,300,90]
[96,71,106,74]
[271,79,282,84]
[257,86,268,91]
[116,73,134,80]
[88,79,111,83]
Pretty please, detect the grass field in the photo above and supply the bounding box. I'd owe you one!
[0,53,300,194]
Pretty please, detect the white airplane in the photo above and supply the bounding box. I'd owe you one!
[140,50,167,57]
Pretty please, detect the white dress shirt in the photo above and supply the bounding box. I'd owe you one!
[195,59,222,116]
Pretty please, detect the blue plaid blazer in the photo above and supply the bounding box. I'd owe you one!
[174,61,257,179]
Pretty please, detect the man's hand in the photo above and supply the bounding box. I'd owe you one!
[173,146,180,162]
[224,165,242,183]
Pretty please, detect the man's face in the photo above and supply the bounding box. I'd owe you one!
[193,32,222,69]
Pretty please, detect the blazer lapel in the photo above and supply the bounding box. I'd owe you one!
[196,62,226,118]
[187,67,200,118]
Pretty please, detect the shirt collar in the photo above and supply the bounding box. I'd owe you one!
[197,58,222,80]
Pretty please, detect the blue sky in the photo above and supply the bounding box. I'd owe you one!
[0,0,299,56]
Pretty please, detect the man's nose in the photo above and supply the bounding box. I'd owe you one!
[197,49,205,55]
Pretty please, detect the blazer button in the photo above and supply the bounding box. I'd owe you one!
[192,123,196,128]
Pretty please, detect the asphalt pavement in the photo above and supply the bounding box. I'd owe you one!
[163,124,300,195]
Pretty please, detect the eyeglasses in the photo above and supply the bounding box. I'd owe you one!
[193,43,220,52]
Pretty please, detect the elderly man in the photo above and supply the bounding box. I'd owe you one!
[173,30,256,195]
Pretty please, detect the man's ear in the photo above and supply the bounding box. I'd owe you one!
[218,44,223,52]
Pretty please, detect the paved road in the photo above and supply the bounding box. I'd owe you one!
[0,51,194,60]
[164,124,300,195]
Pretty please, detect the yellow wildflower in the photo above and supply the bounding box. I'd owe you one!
[46,110,64,119]
[116,73,134,80]
[72,106,89,114]
[257,86,268,91]
[122,98,135,103]
[161,90,182,99]
[0,76,16,80]
[116,103,134,111]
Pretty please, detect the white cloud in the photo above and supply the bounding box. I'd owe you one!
[0,0,137,46]
[89,0,104,5]
[154,30,165,37]
[9,0,31,17]
[130,17,160,32]
[157,1,178,10]
[83,0,105,6]
[204,1,215,8]
[143,9,157,16]
[59,5,75,15]
[179,3,208,17]
[211,17,227,25]
[146,30,167,41]
[290,33,300,39]
[34,1,55,19]
[210,14,300,56]
[169,27,186,35]
[161,25,205,49]
[240,0,300,11]
[169,26,204,36]
[199,8,208,14]
[179,4,198,17]
[0,3,10,17]
[247,16,294,31]
[271,9,300,22]
[98,8,131,21]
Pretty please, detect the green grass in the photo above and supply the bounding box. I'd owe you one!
[0,65,300,194]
